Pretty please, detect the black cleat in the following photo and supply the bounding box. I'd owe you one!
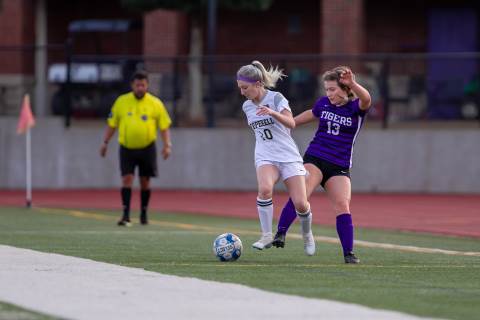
[272,232,286,248]
[117,219,132,227]
[344,252,360,264]
[140,214,148,225]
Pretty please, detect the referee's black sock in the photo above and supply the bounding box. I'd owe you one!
[121,187,132,221]
[140,189,151,216]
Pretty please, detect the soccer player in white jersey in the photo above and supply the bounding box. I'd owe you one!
[237,60,315,255]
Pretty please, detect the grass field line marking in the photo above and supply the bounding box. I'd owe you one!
[353,239,480,256]
[7,230,217,235]
[37,207,480,257]
[37,207,224,232]
[143,262,480,268]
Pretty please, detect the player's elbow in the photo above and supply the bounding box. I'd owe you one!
[360,96,372,110]
[365,95,372,106]
[286,120,296,129]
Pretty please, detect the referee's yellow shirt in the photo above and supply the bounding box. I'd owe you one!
[107,92,171,149]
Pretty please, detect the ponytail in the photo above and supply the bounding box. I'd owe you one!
[237,60,287,88]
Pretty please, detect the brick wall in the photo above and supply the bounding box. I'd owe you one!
[144,9,188,58]
[0,0,34,74]
[0,0,27,46]
[321,0,365,55]
[215,1,320,55]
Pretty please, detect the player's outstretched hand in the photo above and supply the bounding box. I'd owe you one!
[339,69,355,87]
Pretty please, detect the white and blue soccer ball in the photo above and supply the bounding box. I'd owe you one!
[213,233,243,262]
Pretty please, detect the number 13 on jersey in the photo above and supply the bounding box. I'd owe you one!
[326,121,340,135]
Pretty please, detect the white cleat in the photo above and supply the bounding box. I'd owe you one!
[303,231,316,256]
[252,233,273,250]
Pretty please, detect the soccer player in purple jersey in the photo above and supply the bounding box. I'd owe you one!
[271,66,371,264]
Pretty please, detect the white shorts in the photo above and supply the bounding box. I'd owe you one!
[255,160,307,181]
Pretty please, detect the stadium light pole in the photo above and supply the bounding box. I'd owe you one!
[64,37,73,128]
[34,0,47,117]
[206,0,217,128]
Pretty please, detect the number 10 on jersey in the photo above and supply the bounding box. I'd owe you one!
[259,129,273,140]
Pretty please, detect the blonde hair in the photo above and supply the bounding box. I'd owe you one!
[322,65,355,99]
[237,60,286,88]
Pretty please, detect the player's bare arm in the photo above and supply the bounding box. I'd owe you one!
[294,110,315,126]
[339,70,371,110]
[256,106,295,129]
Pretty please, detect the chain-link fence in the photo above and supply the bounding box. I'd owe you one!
[1,47,480,127]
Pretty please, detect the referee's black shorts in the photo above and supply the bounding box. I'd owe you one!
[119,142,158,177]
[303,153,350,188]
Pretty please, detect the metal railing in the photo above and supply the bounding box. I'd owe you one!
[1,46,480,128]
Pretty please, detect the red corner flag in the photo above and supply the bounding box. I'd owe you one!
[17,94,35,134]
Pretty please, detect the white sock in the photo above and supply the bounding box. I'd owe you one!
[256,198,273,236]
[296,208,312,235]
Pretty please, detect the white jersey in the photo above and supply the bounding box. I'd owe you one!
[242,90,303,164]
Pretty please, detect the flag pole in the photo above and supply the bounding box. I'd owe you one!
[26,126,32,208]
[17,94,35,208]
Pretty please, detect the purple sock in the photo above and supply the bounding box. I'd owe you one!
[336,213,354,256]
[277,198,297,234]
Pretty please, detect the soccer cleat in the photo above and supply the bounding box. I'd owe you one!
[272,232,286,248]
[344,252,360,264]
[117,219,132,227]
[140,214,148,225]
[302,231,315,256]
[252,233,273,250]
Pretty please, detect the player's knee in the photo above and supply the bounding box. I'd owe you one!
[333,199,350,213]
[293,199,310,214]
[257,188,273,200]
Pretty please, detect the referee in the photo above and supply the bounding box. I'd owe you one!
[100,70,172,226]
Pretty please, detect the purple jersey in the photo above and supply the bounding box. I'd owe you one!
[305,97,368,168]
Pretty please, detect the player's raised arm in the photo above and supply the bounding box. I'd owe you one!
[339,69,371,110]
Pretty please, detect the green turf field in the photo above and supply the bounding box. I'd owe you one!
[0,301,57,320]
[0,206,479,320]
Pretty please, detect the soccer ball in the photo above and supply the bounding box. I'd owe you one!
[213,233,243,262]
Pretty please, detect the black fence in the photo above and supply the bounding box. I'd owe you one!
[1,46,480,128]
